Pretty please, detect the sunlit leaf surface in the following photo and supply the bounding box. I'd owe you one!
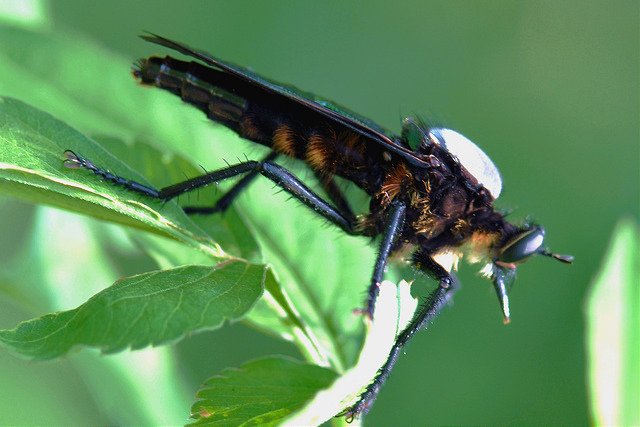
[586,220,640,427]
[0,96,225,259]
[190,356,337,426]
[0,263,266,359]
[0,27,374,370]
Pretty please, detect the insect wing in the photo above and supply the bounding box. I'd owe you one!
[142,34,429,167]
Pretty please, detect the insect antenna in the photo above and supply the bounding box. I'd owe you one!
[539,250,574,264]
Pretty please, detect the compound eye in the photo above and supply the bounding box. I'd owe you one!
[498,226,545,263]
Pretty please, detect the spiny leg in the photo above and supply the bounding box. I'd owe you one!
[63,151,358,235]
[183,151,279,215]
[365,202,407,318]
[63,150,160,197]
[182,152,357,223]
[255,161,359,234]
[345,252,459,419]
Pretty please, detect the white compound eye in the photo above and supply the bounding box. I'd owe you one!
[428,127,502,199]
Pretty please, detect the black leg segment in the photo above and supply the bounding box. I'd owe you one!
[366,202,407,317]
[64,151,358,234]
[185,154,357,222]
[63,150,161,198]
[257,162,357,234]
[183,151,279,215]
[344,265,459,420]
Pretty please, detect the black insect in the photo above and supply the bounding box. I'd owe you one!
[63,34,573,419]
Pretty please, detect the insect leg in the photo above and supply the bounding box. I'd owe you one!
[63,150,161,197]
[183,151,279,215]
[256,161,358,234]
[345,254,459,419]
[64,151,358,234]
[365,202,407,317]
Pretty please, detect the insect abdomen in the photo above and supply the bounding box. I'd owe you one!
[135,56,252,136]
[134,56,383,192]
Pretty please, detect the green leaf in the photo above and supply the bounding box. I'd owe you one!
[3,205,193,424]
[189,281,420,426]
[0,25,376,371]
[0,262,267,359]
[0,96,225,259]
[245,266,331,367]
[93,135,261,262]
[190,356,338,426]
[285,280,419,425]
[242,184,372,370]
[586,219,640,427]
[0,0,48,29]
[0,26,238,161]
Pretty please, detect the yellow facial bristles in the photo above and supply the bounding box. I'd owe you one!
[470,231,499,252]
[465,231,500,263]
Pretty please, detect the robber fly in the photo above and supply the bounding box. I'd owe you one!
[63,34,573,418]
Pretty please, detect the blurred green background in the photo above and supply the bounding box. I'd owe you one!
[0,0,637,425]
